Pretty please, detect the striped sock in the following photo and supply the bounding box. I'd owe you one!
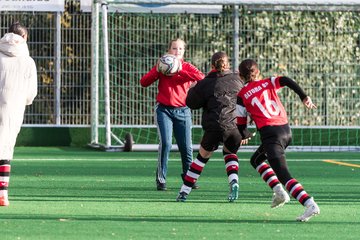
[0,160,11,197]
[180,154,209,194]
[285,178,311,206]
[224,153,239,184]
[256,162,281,189]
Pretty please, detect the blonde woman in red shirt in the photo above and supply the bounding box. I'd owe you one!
[140,39,204,191]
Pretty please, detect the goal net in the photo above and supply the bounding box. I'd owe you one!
[90,0,360,151]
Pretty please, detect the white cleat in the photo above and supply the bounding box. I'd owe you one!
[228,180,239,202]
[296,198,320,222]
[271,190,290,208]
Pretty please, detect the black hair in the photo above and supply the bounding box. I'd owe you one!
[238,59,259,82]
[211,51,229,72]
[8,22,28,38]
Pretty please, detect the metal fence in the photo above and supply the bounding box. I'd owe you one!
[101,5,360,129]
[1,4,360,129]
[0,10,92,125]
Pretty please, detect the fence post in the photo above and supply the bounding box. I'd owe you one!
[55,11,62,125]
[232,5,239,72]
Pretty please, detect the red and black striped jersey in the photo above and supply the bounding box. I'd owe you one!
[236,76,288,129]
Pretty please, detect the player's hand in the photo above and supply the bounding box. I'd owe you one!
[241,132,256,145]
[241,139,249,145]
[167,63,181,76]
[303,96,317,109]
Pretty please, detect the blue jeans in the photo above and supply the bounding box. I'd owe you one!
[155,104,193,184]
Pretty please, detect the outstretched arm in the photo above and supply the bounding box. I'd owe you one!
[302,96,317,109]
[279,76,317,109]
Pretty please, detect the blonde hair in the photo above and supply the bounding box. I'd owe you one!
[167,38,186,50]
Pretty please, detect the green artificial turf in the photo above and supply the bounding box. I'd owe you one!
[0,147,359,239]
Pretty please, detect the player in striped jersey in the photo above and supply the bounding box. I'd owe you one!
[236,59,320,222]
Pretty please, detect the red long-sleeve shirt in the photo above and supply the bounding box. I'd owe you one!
[236,76,307,129]
[140,60,204,107]
[237,77,288,129]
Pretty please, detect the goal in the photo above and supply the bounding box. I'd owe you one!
[90,0,360,151]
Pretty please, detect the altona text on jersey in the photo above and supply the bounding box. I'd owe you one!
[244,82,269,99]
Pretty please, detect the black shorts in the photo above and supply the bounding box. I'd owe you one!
[259,124,292,149]
[200,128,241,154]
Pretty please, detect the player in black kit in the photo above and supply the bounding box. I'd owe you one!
[176,52,252,202]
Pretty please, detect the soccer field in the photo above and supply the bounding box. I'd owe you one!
[1,147,359,240]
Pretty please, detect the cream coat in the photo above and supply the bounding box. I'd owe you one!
[0,33,37,159]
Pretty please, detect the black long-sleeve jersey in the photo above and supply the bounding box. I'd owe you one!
[186,70,243,131]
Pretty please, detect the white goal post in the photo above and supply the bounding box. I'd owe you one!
[90,0,360,152]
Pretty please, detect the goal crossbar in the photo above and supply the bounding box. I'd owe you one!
[99,0,360,6]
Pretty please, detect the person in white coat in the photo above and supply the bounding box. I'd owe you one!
[0,22,37,206]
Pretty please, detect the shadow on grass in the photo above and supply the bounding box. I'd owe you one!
[0,213,344,225]
[10,187,360,204]
[9,195,266,204]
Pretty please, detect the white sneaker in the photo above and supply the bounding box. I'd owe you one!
[271,189,290,208]
[296,198,320,222]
